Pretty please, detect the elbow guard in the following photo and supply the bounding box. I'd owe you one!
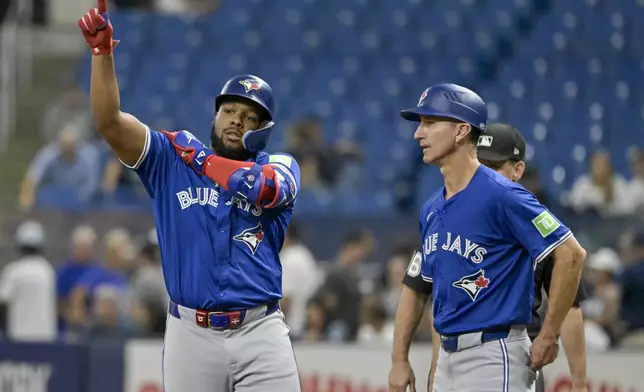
[228,163,296,208]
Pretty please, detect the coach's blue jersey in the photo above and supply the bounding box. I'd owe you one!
[419,165,572,335]
[126,126,300,310]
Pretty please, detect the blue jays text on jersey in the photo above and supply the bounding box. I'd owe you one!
[123,126,301,310]
[419,165,572,336]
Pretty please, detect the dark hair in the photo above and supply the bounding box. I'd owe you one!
[139,243,159,262]
[342,229,371,247]
[391,241,417,259]
[469,126,482,145]
[18,246,42,256]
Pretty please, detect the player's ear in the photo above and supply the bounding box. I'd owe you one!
[455,123,472,144]
[513,161,526,181]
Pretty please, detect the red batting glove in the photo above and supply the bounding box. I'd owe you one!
[78,0,118,56]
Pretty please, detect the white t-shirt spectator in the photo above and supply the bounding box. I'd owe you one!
[567,174,635,216]
[0,256,57,342]
[628,177,644,211]
[280,244,321,337]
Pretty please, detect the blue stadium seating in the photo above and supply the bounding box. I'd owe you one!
[75,0,644,215]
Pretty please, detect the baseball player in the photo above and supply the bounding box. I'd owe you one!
[389,123,588,392]
[388,84,587,392]
[78,3,301,392]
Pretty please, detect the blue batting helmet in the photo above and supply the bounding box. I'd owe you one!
[214,74,276,152]
[400,83,488,132]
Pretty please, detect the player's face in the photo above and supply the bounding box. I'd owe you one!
[413,116,470,164]
[211,100,263,159]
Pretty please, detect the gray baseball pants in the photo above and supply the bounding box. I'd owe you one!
[162,302,301,392]
[433,327,538,392]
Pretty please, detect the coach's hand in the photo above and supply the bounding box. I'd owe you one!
[530,332,559,370]
[78,0,118,55]
[389,360,416,392]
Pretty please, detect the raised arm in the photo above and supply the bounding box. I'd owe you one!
[79,0,147,167]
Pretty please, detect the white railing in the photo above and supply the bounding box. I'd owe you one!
[0,0,33,154]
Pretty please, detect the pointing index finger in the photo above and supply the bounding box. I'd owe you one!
[98,0,107,14]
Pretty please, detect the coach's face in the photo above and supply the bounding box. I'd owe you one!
[212,99,263,160]
[414,116,471,163]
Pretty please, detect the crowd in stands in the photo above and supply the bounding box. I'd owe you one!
[1,215,644,351]
[10,62,644,353]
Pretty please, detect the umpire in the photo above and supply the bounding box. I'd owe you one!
[396,123,589,392]
[477,123,588,392]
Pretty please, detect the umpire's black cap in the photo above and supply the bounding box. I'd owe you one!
[476,123,526,162]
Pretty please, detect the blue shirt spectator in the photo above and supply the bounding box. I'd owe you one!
[56,225,99,334]
[65,229,133,338]
[19,124,100,210]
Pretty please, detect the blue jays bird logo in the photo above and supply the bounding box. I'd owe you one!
[417,88,429,106]
[239,79,262,93]
[233,223,265,254]
[452,269,490,301]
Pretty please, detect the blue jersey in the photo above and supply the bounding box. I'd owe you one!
[419,165,572,336]
[126,126,301,310]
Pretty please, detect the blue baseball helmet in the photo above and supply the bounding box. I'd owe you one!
[400,83,488,132]
[214,74,276,152]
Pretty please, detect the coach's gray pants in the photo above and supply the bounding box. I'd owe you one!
[162,304,301,392]
[433,327,538,392]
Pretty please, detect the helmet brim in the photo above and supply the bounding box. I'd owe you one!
[216,93,273,121]
[400,107,465,123]
[400,107,487,132]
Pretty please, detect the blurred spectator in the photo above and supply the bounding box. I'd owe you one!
[279,222,322,339]
[627,149,644,212]
[40,84,92,143]
[380,244,415,319]
[581,248,622,350]
[129,230,167,337]
[566,151,634,216]
[19,125,100,210]
[618,229,644,334]
[88,285,140,339]
[0,1,8,23]
[154,0,220,14]
[302,300,327,343]
[56,225,99,330]
[357,295,393,345]
[0,221,56,342]
[114,0,154,9]
[313,229,375,341]
[66,229,132,335]
[100,146,148,201]
[285,117,363,190]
